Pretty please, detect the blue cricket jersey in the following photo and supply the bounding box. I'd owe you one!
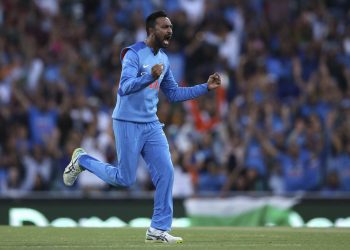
[112,41,209,122]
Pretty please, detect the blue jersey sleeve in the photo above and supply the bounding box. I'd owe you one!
[118,49,155,96]
[160,67,209,103]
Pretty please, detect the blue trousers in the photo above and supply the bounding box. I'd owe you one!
[78,119,174,231]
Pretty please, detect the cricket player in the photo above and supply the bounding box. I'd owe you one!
[63,10,221,243]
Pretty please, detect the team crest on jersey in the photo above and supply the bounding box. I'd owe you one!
[150,80,160,90]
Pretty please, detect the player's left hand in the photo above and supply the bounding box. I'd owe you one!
[207,72,221,90]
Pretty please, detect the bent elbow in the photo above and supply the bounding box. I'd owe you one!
[168,95,180,103]
[165,90,181,103]
[168,96,177,103]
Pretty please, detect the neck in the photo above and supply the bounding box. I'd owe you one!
[145,37,159,54]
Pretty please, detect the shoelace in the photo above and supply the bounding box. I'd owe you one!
[65,160,81,175]
[71,166,80,175]
[159,231,174,239]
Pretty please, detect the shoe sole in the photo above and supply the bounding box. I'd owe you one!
[145,239,183,244]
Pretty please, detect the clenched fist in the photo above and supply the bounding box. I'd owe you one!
[207,72,221,90]
[151,64,164,79]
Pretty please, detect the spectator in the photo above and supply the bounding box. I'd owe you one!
[1,0,350,196]
[197,158,227,194]
[21,144,53,191]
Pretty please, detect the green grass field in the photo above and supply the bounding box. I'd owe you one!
[0,226,350,250]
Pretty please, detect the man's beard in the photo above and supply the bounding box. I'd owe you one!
[155,33,170,48]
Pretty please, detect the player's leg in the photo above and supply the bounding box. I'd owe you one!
[64,120,142,187]
[141,122,182,243]
[142,123,174,231]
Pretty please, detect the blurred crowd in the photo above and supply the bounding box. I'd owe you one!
[0,0,350,196]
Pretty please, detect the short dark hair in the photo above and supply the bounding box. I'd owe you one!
[145,10,168,35]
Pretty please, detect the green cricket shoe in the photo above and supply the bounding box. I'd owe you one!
[63,148,86,186]
[145,227,183,244]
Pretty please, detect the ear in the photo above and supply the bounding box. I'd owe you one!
[149,26,155,35]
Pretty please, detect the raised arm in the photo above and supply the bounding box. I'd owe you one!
[118,49,156,96]
[160,67,221,102]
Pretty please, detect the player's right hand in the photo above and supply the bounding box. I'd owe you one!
[151,64,163,79]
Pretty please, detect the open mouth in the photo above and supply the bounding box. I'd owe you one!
[163,35,172,46]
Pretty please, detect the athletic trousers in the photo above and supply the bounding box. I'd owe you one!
[78,119,174,231]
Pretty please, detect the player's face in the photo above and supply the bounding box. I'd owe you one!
[153,17,173,48]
